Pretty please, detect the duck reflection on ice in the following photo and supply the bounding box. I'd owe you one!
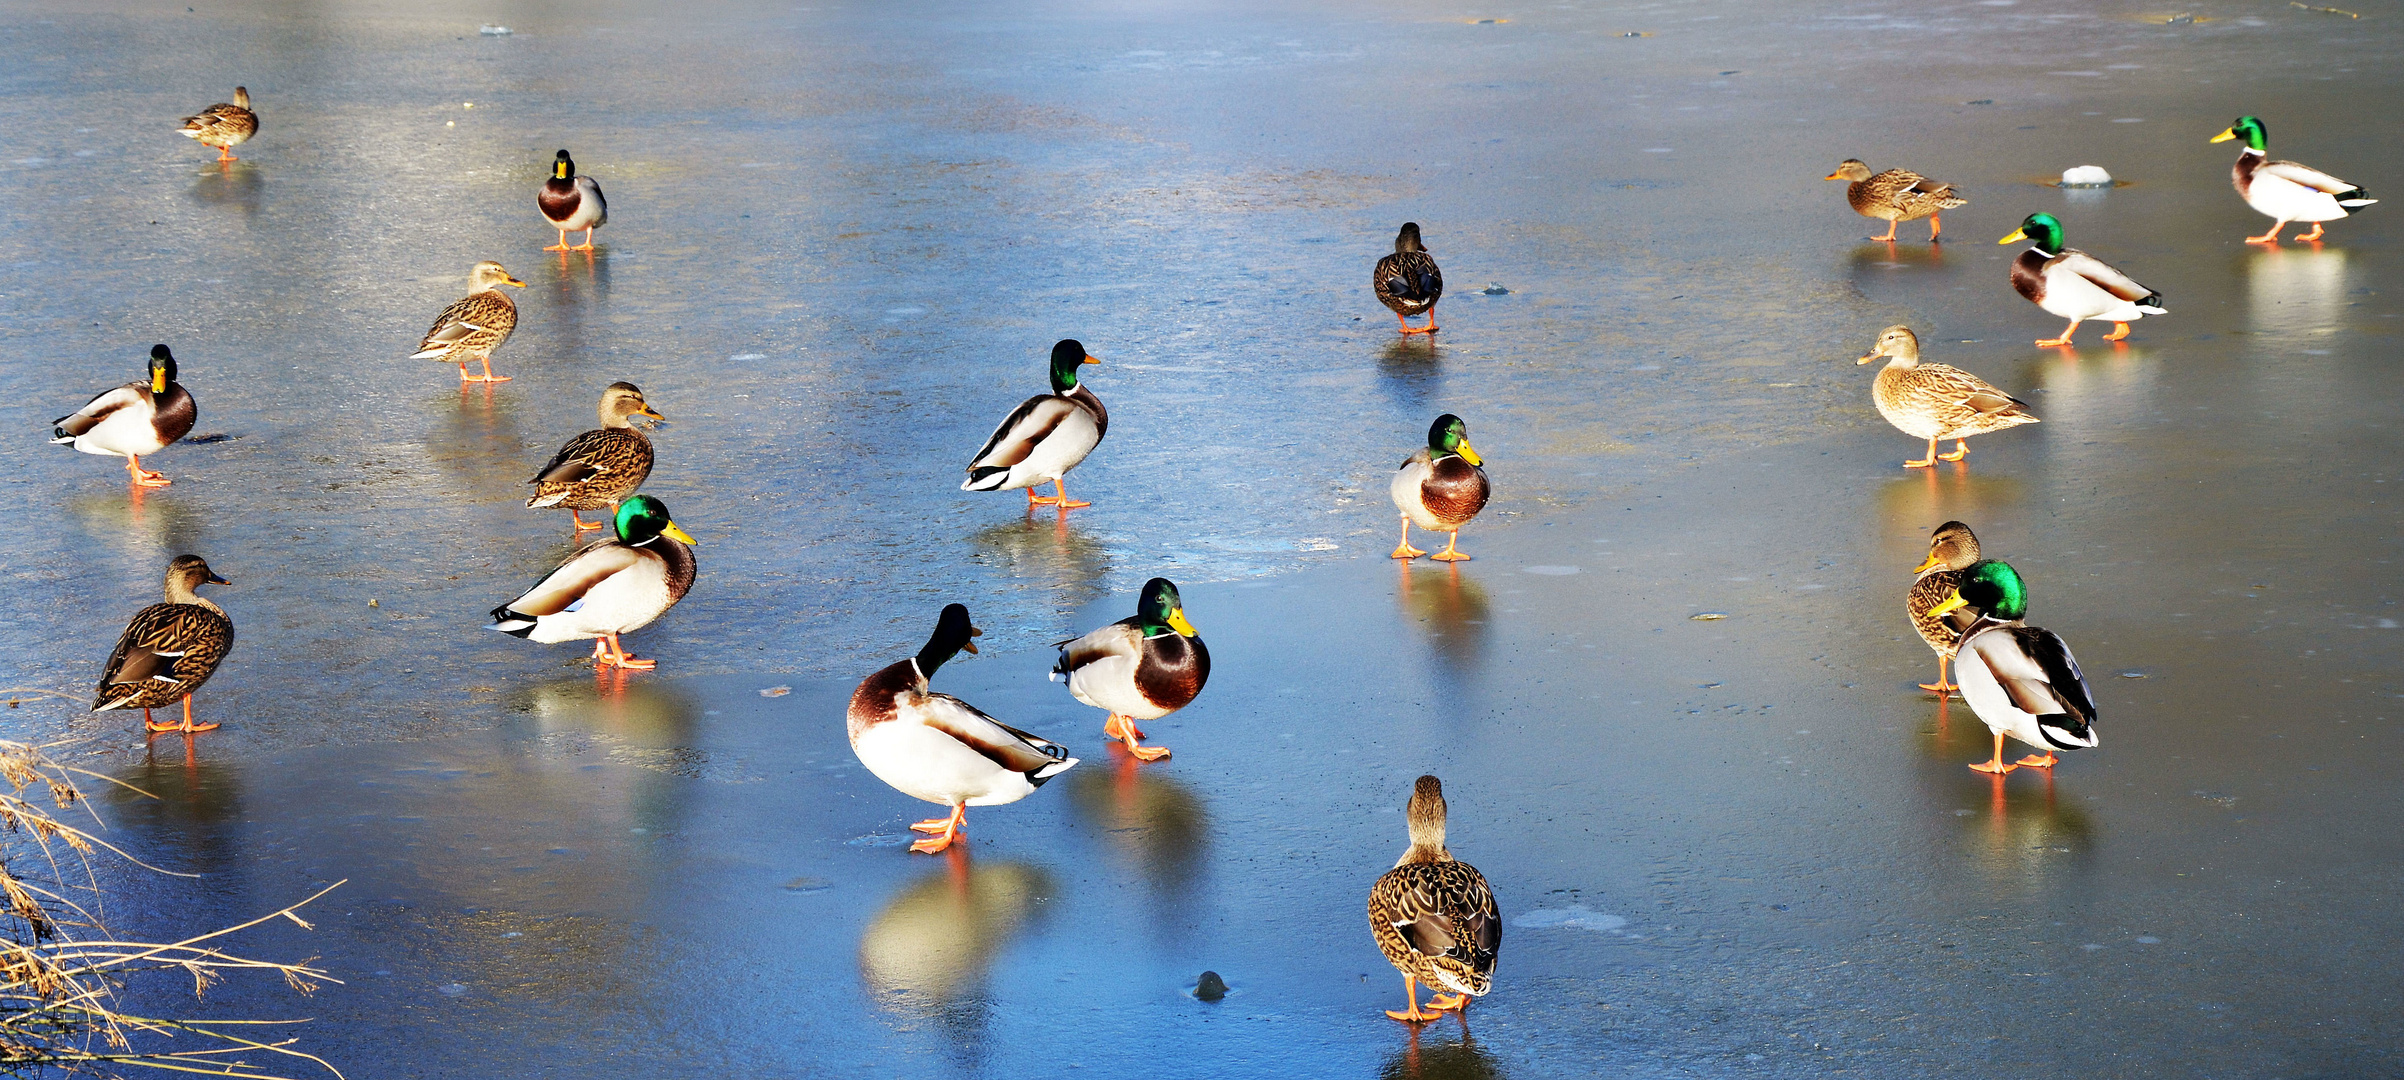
[1919,699,2097,894]
[427,384,533,504]
[1376,337,1447,417]
[969,514,1111,600]
[110,739,246,878]
[188,163,261,217]
[67,487,208,562]
[2245,244,2348,338]
[1065,759,1208,924]
[1396,562,1491,681]
[858,855,1056,1013]
[516,675,699,744]
[1844,237,1947,284]
[1379,1025,1507,1080]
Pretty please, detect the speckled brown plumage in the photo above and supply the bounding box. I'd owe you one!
[1828,159,1965,241]
[1374,222,1444,333]
[1368,776,1500,1021]
[1858,326,2036,467]
[178,87,257,160]
[528,383,661,519]
[1909,522,1983,690]
[410,262,524,381]
[94,557,234,721]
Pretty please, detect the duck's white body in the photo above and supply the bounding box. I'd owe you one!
[1062,644,1153,718]
[848,657,1077,809]
[2236,148,2372,225]
[59,387,173,458]
[962,388,1107,492]
[2017,247,2164,324]
[1955,623,2100,755]
[491,538,695,644]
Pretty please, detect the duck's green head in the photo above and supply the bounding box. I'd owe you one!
[2210,116,2267,152]
[916,602,982,674]
[1427,413,1482,466]
[1048,339,1100,393]
[1931,559,2027,622]
[615,495,697,548]
[1997,213,2063,255]
[1136,577,1199,637]
[147,344,176,393]
[553,149,574,181]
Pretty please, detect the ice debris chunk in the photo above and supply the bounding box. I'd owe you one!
[2060,165,2114,188]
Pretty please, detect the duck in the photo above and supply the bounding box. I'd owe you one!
[177,87,257,162]
[1391,414,1489,562]
[962,339,1106,509]
[410,261,525,383]
[95,555,234,734]
[1374,222,1445,335]
[1856,326,2037,467]
[487,495,696,670]
[52,344,197,488]
[526,383,663,533]
[2211,116,2375,244]
[1051,577,1208,762]
[1824,159,1966,242]
[1998,213,2165,347]
[539,149,608,252]
[848,604,1078,854]
[1928,560,2099,774]
[1368,776,1501,1023]
[1907,521,1983,695]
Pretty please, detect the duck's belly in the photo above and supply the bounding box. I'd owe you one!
[2245,173,2348,224]
[853,721,1038,807]
[527,559,673,643]
[1001,412,1101,488]
[2038,273,2146,323]
[1068,653,1164,718]
[1955,647,2049,750]
[1390,462,1445,529]
[74,407,167,458]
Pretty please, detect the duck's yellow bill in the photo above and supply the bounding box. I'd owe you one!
[152,371,168,393]
[1912,552,1943,574]
[1456,440,1484,467]
[1997,228,2028,245]
[663,522,698,545]
[1083,354,1101,365]
[2209,129,2237,143]
[504,276,528,287]
[1929,593,1968,617]
[1856,351,1882,365]
[1823,171,1846,181]
[1168,608,1198,636]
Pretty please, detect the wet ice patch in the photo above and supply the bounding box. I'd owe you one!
[759,685,792,697]
[1512,905,1628,933]
[1522,565,1580,576]
[730,352,766,361]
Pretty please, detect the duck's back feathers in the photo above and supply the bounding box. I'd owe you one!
[498,543,648,619]
[94,603,234,712]
[1872,363,2038,441]
[1850,169,1967,221]
[1960,623,2098,749]
[962,388,1107,491]
[1369,860,1501,997]
[53,382,194,457]
[2053,250,2161,307]
[527,428,653,510]
[412,290,518,360]
[914,693,1077,780]
[1375,250,1444,314]
[177,92,257,148]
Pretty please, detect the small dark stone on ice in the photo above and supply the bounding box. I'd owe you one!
[1194,971,1228,1000]
[1967,99,1994,105]
[1483,284,1510,295]
[182,432,235,444]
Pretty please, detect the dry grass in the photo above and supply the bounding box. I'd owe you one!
[0,737,342,1079]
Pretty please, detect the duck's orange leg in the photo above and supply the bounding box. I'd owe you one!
[2102,322,2132,342]
[2245,219,2288,245]
[1385,973,1433,1023]
[1429,530,1471,562]
[2295,222,2326,243]
[1391,517,1426,560]
[1872,218,1900,242]
[126,454,171,487]
[1919,653,1959,695]
[1903,436,1937,469]
[2036,319,2081,348]
[1938,438,1970,462]
[1104,714,1171,761]
[144,706,179,734]
[910,803,968,853]
[216,145,235,162]
[1427,992,1469,1012]
[595,633,656,671]
[1050,477,1090,510]
[463,357,511,383]
[179,695,219,733]
[1927,214,1944,242]
[570,509,606,532]
[1968,730,2018,774]
[2015,752,2059,768]
[573,229,598,252]
[547,228,572,252]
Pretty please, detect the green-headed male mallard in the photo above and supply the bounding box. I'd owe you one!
[410,261,525,383]
[1368,775,1500,1023]
[962,339,1106,509]
[1907,521,1982,694]
[95,555,234,734]
[1391,414,1489,562]
[849,604,1078,854]
[52,344,196,488]
[488,495,696,670]
[526,382,663,533]
[1999,213,2165,347]
[1857,326,2037,467]
[1051,577,1208,762]
[1374,222,1444,335]
[1825,159,1966,242]
[1929,560,2099,774]
[2211,116,2375,244]
[538,149,608,252]
[177,87,256,162]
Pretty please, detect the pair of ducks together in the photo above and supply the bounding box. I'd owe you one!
[1907,522,2100,774]
[403,150,610,383]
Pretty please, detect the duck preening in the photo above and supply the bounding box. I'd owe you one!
[52,344,197,488]
[849,604,1077,854]
[1368,776,1501,1023]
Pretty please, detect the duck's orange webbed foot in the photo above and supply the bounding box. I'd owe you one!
[1426,993,1469,1012]
[2245,221,2286,245]
[570,510,607,532]
[145,716,184,734]
[127,459,173,487]
[2294,223,2326,243]
[1429,534,1471,562]
[1968,759,2017,774]
[1937,440,1970,462]
[461,358,512,383]
[1918,681,1961,694]
[909,805,967,854]
[2015,753,2059,768]
[2102,323,2132,342]
[594,634,656,671]
[1049,480,1091,509]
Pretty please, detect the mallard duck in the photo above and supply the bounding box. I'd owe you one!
[1051,577,1208,762]
[177,87,256,162]
[1998,213,2165,347]
[1856,326,2037,467]
[1907,521,1982,694]
[95,555,233,734]
[487,495,696,670]
[51,344,197,488]
[1374,222,1444,335]
[1929,560,2098,774]
[2211,116,2375,244]
[962,339,1106,508]
[1391,414,1489,562]
[848,604,1078,854]
[1368,776,1500,1023]
[410,261,525,383]
[526,383,662,532]
[1824,159,1966,242]
[539,149,608,252]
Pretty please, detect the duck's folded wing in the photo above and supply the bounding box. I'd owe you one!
[2056,251,2155,304]
[967,395,1078,470]
[531,430,613,484]
[1967,627,2094,719]
[2007,626,2096,720]
[1386,864,1499,969]
[1056,620,1143,672]
[54,385,144,435]
[2262,159,2358,195]
[503,544,643,616]
[917,694,1070,773]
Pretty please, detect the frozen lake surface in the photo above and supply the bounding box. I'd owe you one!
[2,0,2400,1076]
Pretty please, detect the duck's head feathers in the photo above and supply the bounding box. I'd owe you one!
[148,344,177,392]
[1857,325,1920,366]
[469,260,527,291]
[1932,559,2028,623]
[615,494,696,547]
[1825,159,1873,182]
[917,603,982,676]
[1998,213,2063,255]
[1047,339,1099,393]
[1404,775,1450,858]
[1427,414,1481,467]
[166,554,230,595]
[1914,521,1981,575]
[2211,116,2267,151]
[600,382,664,428]
[1136,577,1198,637]
[1394,222,1428,253]
[553,149,575,180]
